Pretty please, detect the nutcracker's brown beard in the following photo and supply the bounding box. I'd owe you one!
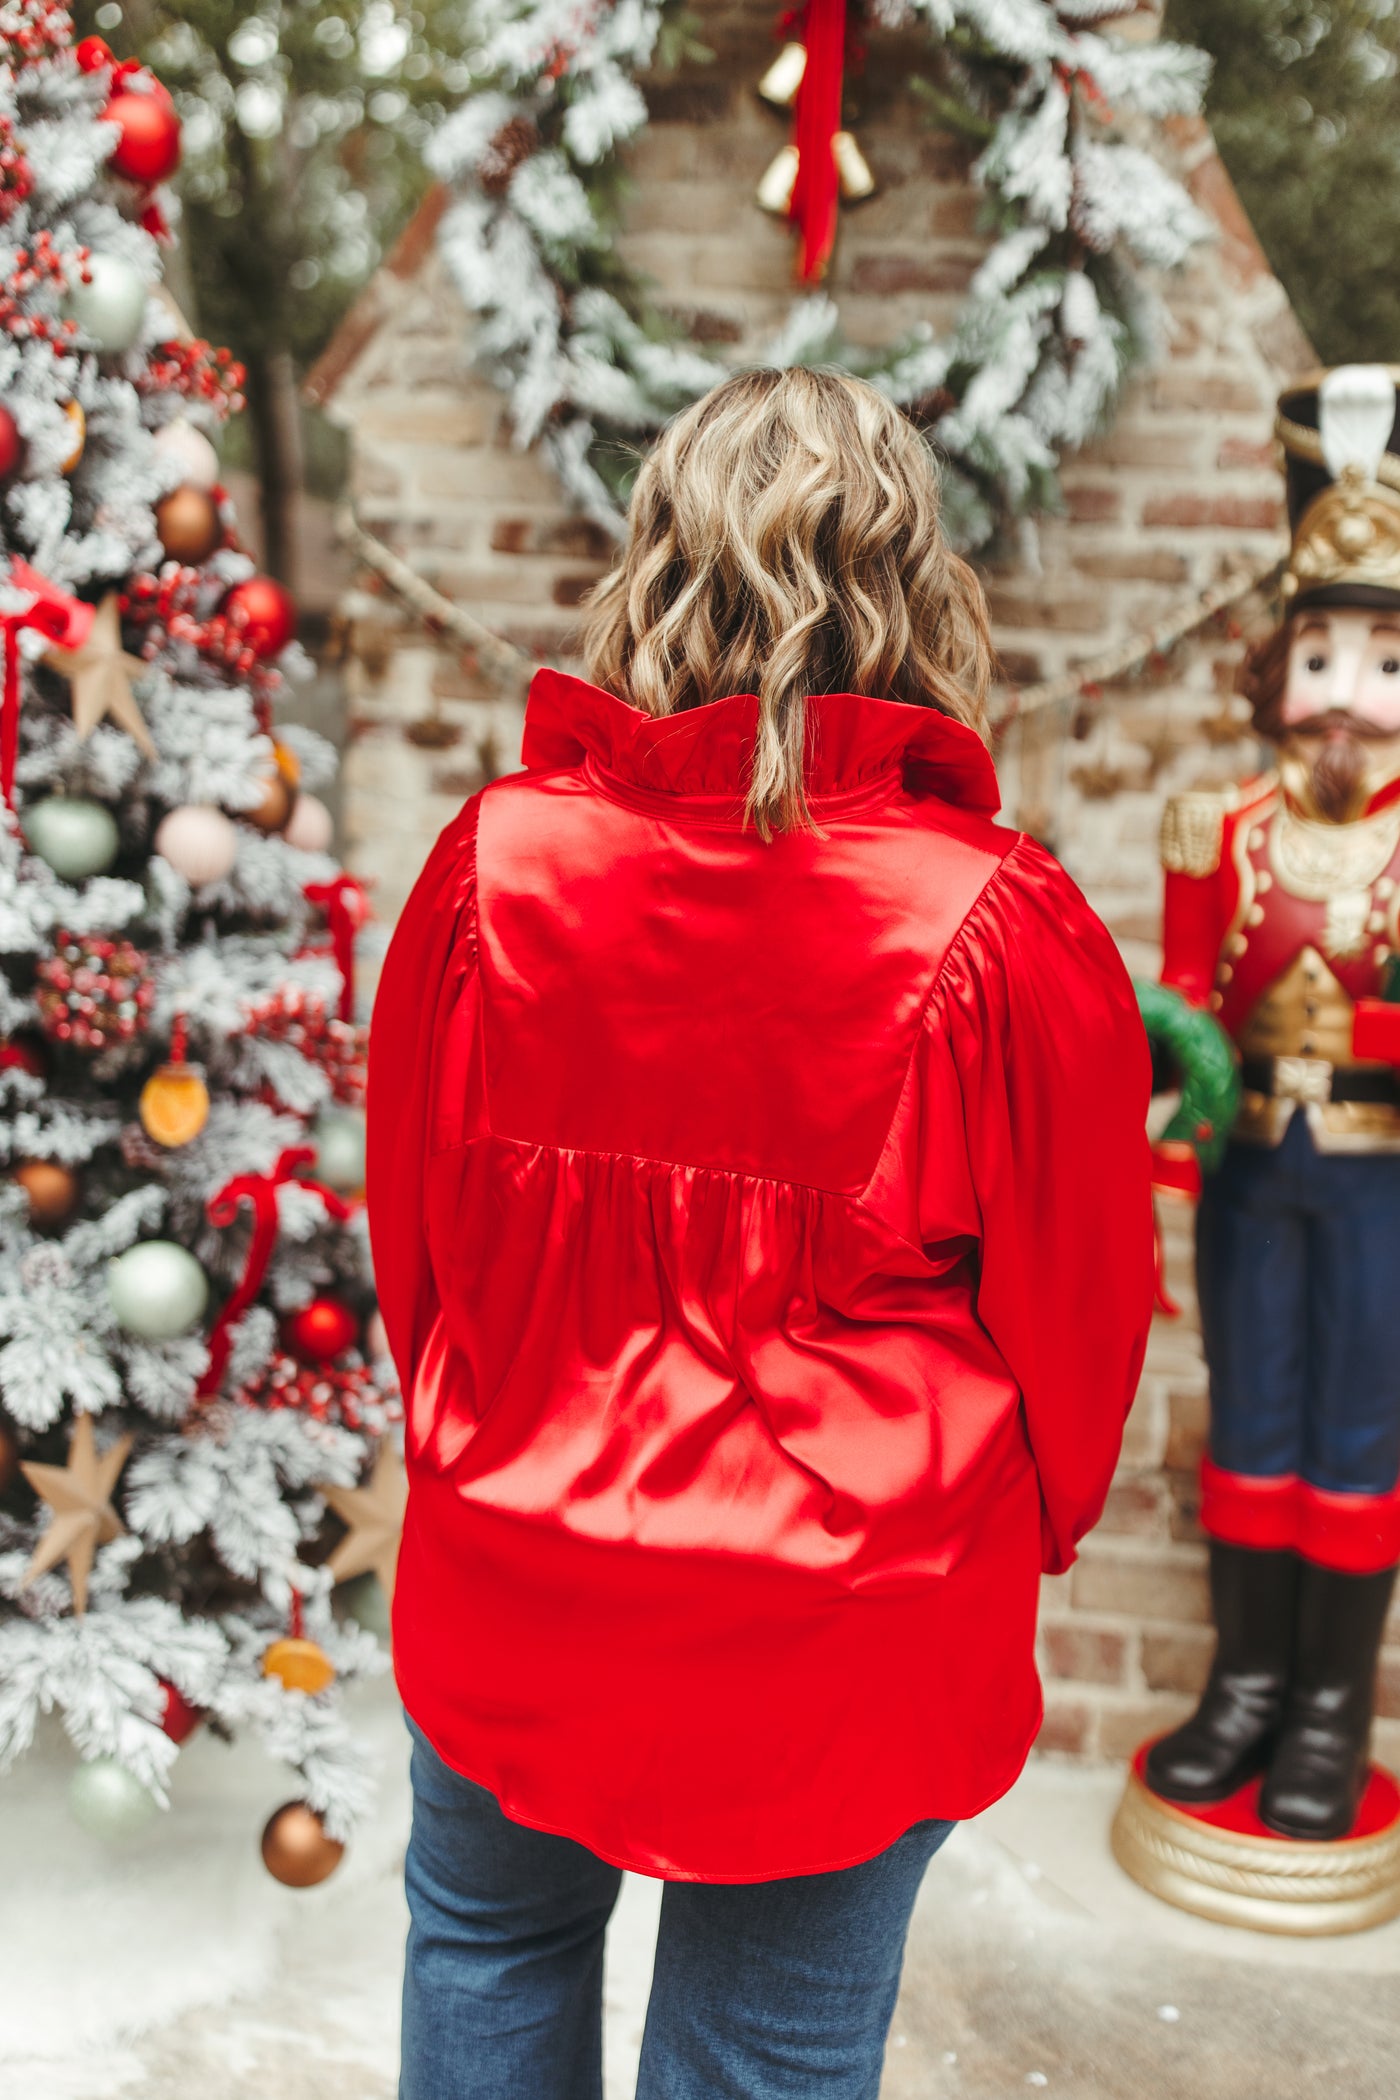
[1303,724,1370,823]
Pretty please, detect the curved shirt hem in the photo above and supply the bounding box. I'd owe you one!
[399,1694,1043,1884]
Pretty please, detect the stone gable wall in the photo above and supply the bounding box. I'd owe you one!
[310,0,1400,1768]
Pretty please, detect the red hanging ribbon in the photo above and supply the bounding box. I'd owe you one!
[197,1145,352,1398]
[303,875,372,1023]
[2,560,93,812]
[789,0,847,284]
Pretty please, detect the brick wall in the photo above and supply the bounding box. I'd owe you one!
[309,0,1400,1767]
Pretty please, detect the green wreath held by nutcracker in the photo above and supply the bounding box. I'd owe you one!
[1135,979,1240,1190]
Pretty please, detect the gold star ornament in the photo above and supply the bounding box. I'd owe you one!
[20,1413,133,1615]
[320,1440,407,1606]
[44,591,156,761]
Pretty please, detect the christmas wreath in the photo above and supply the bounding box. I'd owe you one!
[1136,978,1241,1181]
[426,0,1212,549]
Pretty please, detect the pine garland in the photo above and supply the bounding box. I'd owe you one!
[425,0,1212,549]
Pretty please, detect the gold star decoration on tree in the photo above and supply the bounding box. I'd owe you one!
[20,1413,133,1615]
[320,1441,407,1605]
[44,591,156,760]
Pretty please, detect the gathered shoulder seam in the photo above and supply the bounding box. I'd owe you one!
[853,828,1032,1215]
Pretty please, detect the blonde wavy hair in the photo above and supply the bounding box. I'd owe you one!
[581,365,993,835]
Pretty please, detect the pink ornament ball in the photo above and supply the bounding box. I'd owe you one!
[152,419,219,492]
[154,804,238,887]
[283,793,333,854]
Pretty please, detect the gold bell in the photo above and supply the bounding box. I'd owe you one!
[756,143,800,216]
[833,130,876,202]
[758,41,807,108]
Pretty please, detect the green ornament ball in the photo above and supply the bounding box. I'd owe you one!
[62,253,148,354]
[23,797,120,881]
[313,1108,366,1195]
[69,1756,158,1840]
[108,1239,209,1340]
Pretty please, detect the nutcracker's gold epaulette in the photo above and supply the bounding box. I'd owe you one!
[1160,787,1234,879]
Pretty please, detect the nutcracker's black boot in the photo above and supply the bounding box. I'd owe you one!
[1258,1562,1398,1841]
[1145,1542,1298,1803]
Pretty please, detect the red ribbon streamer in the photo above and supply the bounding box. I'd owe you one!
[2,561,93,812]
[789,0,847,284]
[304,875,372,1023]
[197,1145,352,1398]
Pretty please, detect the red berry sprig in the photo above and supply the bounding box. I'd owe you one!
[36,931,155,1051]
[134,338,246,420]
[245,987,367,1106]
[236,1349,398,1432]
[0,117,35,224]
[121,563,282,717]
[0,0,73,63]
[0,232,82,352]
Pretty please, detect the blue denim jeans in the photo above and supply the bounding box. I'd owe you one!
[400,1716,954,2100]
[1198,1117,1400,1493]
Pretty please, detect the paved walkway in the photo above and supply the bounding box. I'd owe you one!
[3,1673,1397,2099]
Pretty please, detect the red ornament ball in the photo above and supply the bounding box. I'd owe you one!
[0,1034,45,1079]
[159,1681,203,1743]
[106,89,182,186]
[0,405,21,480]
[282,1298,359,1363]
[75,36,113,73]
[221,575,297,659]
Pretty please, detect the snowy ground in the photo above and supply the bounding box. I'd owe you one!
[3,1671,1398,2100]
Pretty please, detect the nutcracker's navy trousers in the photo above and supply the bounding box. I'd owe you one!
[398,1715,954,2100]
[1196,1114,1400,1570]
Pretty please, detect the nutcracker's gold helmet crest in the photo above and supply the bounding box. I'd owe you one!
[1277,364,1400,609]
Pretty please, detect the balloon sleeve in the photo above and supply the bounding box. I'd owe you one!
[366,796,482,1403]
[925,836,1156,1574]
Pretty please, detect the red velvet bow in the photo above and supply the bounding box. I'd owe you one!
[2,560,94,812]
[304,875,372,1022]
[789,0,846,283]
[197,1145,352,1398]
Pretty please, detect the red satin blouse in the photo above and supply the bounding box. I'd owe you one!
[367,670,1154,1882]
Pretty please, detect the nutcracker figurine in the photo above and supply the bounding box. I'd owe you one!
[1145,365,1400,1850]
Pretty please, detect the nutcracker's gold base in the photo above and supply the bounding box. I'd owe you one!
[1112,1761,1400,1936]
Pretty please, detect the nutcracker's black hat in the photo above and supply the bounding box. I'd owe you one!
[1276,365,1400,612]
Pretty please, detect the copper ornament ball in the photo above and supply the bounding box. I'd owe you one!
[155,485,221,565]
[261,1800,344,1888]
[247,768,294,834]
[13,1158,80,1228]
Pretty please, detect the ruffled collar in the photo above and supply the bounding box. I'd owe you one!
[521,670,1000,817]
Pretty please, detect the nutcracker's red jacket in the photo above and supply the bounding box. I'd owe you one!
[366,669,1154,1882]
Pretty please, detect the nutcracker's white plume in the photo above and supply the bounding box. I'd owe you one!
[1319,365,1397,484]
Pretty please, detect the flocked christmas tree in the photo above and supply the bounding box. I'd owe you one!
[0,1,399,1885]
